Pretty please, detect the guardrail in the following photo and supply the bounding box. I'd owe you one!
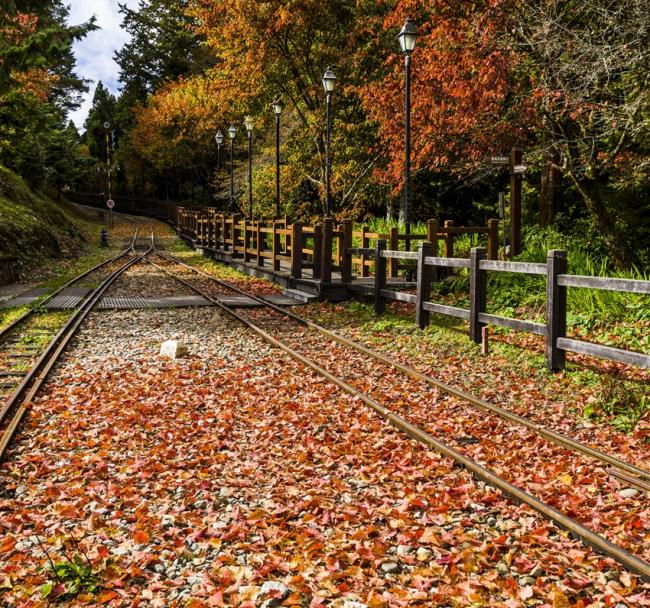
[373,241,650,371]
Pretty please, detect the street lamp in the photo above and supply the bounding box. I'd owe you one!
[244,116,254,219]
[227,124,237,211]
[398,16,417,234]
[322,67,336,218]
[215,130,224,207]
[272,99,284,218]
[103,121,113,227]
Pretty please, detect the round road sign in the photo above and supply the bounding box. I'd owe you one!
[106,199,115,209]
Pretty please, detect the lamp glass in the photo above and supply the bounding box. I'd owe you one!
[398,17,418,53]
[215,131,224,145]
[322,67,336,93]
[227,125,237,139]
[272,99,284,115]
[244,116,254,133]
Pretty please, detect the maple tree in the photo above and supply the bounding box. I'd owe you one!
[357,0,530,186]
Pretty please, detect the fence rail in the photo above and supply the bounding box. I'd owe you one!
[170,209,499,285]
[373,241,650,371]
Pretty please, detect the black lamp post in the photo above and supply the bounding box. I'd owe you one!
[272,99,284,218]
[398,17,417,235]
[322,67,336,218]
[215,130,224,206]
[244,115,254,219]
[227,124,237,211]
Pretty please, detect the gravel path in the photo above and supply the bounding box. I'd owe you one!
[0,300,648,606]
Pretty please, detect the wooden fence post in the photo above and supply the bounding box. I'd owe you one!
[546,249,567,371]
[415,241,433,329]
[221,215,226,251]
[340,219,353,284]
[244,220,251,262]
[470,247,487,344]
[444,220,455,258]
[291,222,303,279]
[374,239,387,315]
[361,226,370,277]
[510,146,523,256]
[272,221,281,271]
[389,227,399,277]
[312,225,322,280]
[256,222,263,267]
[487,219,499,260]
[321,218,333,284]
[426,219,438,282]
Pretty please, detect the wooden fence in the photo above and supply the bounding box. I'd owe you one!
[373,241,650,371]
[174,208,500,284]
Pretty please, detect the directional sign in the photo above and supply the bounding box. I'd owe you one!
[106,199,115,209]
[512,164,527,175]
[490,156,509,166]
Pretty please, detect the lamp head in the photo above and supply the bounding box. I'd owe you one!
[227,124,237,139]
[398,17,418,54]
[322,66,337,93]
[215,130,224,145]
[272,99,284,115]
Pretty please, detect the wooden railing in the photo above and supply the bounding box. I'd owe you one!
[373,241,650,371]
[175,209,500,284]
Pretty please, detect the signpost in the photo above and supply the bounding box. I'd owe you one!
[490,147,525,256]
[106,199,114,228]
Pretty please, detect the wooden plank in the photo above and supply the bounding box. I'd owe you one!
[557,337,650,369]
[415,242,433,329]
[379,290,417,304]
[347,247,374,256]
[547,250,568,371]
[375,239,387,314]
[422,302,470,320]
[424,256,471,269]
[381,250,419,260]
[479,313,547,335]
[440,226,489,235]
[480,260,547,275]
[469,247,487,343]
[557,274,650,294]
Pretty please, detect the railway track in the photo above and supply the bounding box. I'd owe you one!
[0,230,154,460]
[149,246,650,583]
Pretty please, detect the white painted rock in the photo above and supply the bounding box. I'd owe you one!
[619,488,638,499]
[160,339,188,359]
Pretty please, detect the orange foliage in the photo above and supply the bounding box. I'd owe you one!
[357,0,533,187]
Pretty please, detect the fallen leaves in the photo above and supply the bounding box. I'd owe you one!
[0,263,648,606]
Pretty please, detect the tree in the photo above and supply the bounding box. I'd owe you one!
[0,1,94,190]
[356,1,530,195]
[506,0,650,266]
[83,82,117,162]
[0,0,96,96]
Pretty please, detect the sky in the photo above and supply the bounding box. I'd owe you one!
[68,0,140,131]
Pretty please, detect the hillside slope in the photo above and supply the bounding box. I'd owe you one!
[0,165,91,268]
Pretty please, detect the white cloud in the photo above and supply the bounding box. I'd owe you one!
[67,0,140,130]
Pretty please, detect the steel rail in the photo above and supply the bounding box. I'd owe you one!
[152,250,650,485]
[0,228,140,346]
[0,242,152,460]
[149,255,650,583]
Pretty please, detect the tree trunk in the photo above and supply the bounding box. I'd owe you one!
[572,175,636,268]
[539,128,559,226]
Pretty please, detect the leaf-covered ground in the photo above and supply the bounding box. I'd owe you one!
[1,249,649,606]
